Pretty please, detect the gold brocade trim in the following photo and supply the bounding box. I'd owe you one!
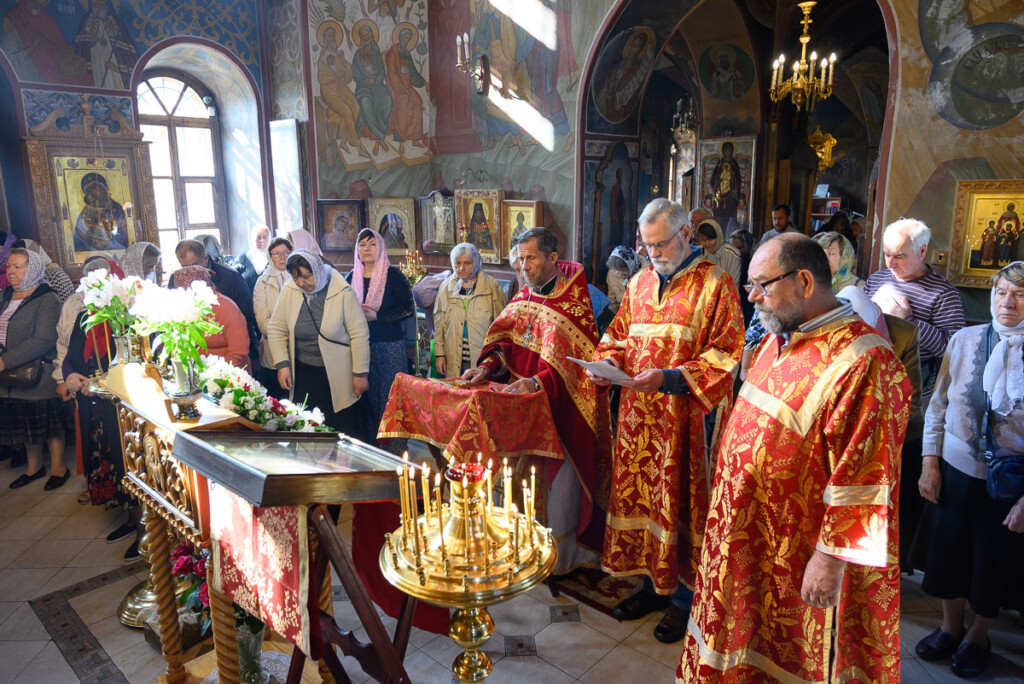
[606,513,687,545]
[687,616,826,684]
[628,322,694,340]
[836,665,877,683]
[815,541,887,568]
[740,333,888,437]
[823,484,891,507]
[699,347,739,375]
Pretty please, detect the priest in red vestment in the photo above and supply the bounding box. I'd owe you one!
[679,234,912,683]
[462,227,611,572]
[591,199,744,644]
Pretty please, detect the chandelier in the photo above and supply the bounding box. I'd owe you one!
[670,98,697,139]
[769,1,836,112]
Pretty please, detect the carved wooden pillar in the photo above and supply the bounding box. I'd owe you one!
[208,574,242,684]
[147,507,186,684]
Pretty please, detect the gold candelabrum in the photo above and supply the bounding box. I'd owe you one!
[769,1,836,112]
[380,457,557,683]
[807,125,838,171]
[399,249,427,286]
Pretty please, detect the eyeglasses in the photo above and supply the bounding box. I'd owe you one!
[743,270,796,296]
[638,227,682,252]
[269,250,291,259]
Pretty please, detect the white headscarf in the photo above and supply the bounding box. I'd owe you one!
[983,263,1024,415]
[247,225,270,274]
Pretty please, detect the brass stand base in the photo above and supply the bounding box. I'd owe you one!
[117,578,157,627]
[450,607,495,683]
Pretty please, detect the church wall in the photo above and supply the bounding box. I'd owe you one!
[878,0,1024,318]
[0,0,266,255]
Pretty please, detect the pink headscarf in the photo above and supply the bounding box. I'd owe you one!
[288,229,322,256]
[352,228,390,312]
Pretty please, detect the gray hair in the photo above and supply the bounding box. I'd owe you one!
[450,242,482,277]
[687,207,710,226]
[517,227,558,256]
[991,261,1024,288]
[638,198,687,232]
[883,218,931,252]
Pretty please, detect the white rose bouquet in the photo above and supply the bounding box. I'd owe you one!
[130,281,223,371]
[77,268,142,336]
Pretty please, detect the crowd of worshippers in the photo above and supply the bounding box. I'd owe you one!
[1,195,1022,680]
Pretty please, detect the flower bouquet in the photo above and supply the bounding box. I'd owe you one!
[76,268,143,367]
[131,282,222,419]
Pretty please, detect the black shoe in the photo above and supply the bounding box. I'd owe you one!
[106,521,136,543]
[44,468,70,491]
[123,539,141,563]
[613,590,671,621]
[915,628,962,661]
[950,640,990,678]
[653,604,690,644]
[10,467,46,489]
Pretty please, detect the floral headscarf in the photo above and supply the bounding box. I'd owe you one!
[608,245,643,276]
[287,249,331,295]
[121,241,159,279]
[288,229,322,256]
[815,232,859,292]
[172,264,216,291]
[12,249,46,292]
[352,228,390,311]
[984,262,1024,416]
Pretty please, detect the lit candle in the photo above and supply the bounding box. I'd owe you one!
[504,465,512,525]
[511,503,519,558]
[410,475,421,560]
[828,53,836,86]
[530,465,536,512]
[808,51,816,83]
[771,61,778,90]
[397,467,408,536]
[435,474,446,559]
[522,480,529,521]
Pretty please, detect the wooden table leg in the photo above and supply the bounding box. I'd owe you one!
[317,547,335,684]
[146,507,185,684]
[309,505,412,684]
[207,568,241,684]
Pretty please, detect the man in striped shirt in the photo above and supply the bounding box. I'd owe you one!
[865,218,965,403]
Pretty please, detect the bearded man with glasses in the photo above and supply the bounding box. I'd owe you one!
[590,198,744,643]
[679,233,912,683]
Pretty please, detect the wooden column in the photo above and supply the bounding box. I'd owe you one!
[147,507,186,684]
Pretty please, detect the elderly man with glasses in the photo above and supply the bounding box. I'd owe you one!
[679,233,912,683]
[590,198,744,643]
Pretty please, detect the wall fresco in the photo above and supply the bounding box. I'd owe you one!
[266,0,307,121]
[22,89,133,132]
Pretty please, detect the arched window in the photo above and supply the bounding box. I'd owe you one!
[137,72,229,270]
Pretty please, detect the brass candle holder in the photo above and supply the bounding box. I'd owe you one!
[380,458,556,683]
[399,249,427,286]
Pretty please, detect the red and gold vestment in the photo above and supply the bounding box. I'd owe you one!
[478,261,612,548]
[596,259,743,593]
[678,315,911,683]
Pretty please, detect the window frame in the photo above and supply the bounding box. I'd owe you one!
[137,69,231,255]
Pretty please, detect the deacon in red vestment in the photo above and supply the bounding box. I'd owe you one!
[462,227,611,573]
[680,234,912,683]
[591,199,744,644]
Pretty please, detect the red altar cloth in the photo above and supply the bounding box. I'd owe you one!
[377,374,563,462]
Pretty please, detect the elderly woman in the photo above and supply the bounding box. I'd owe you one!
[2,248,72,490]
[914,261,1024,678]
[171,265,250,370]
[236,224,271,291]
[433,242,506,377]
[346,229,414,447]
[253,236,292,397]
[121,241,162,282]
[268,249,370,436]
[605,245,643,315]
[16,239,74,303]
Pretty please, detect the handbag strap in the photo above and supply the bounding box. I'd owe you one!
[982,324,996,459]
[302,296,349,348]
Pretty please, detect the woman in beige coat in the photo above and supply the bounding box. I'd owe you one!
[433,242,507,377]
[253,236,292,397]
[267,250,370,438]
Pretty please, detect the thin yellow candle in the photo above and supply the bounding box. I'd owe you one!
[486,459,494,517]
[434,474,446,558]
[530,465,536,514]
[511,503,519,558]
[504,465,512,524]
[396,467,407,535]
[462,475,471,553]
[410,475,421,560]
[421,464,431,517]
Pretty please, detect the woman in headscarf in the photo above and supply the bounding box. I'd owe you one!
[605,245,643,315]
[253,236,293,398]
[913,261,1024,678]
[346,229,414,449]
[267,249,370,435]
[171,265,250,370]
[120,241,162,282]
[59,256,140,556]
[2,249,73,490]
[288,229,323,256]
[813,231,864,291]
[433,242,506,377]
[0,230,16,290]
[16,239,74,303]
[235,224,271,291]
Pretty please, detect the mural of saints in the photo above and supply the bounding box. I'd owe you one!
[351,19,394,156]
[73,0,139,90]
[384,23,428,153]
[0,0,91,85]
[317,20,363,156]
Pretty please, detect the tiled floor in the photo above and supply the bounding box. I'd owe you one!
[1,459,1022,683]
